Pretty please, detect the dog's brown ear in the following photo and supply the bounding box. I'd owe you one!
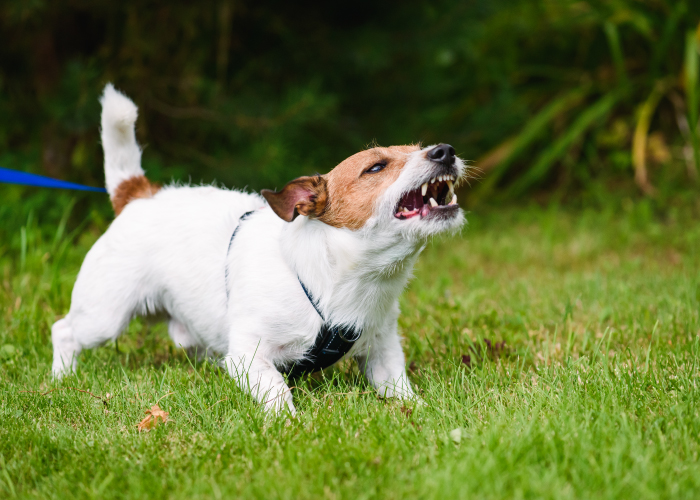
[262,175,328,222]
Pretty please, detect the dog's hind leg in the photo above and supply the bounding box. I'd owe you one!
[168,319,198,349]
[51,243,143,378]
[51,300,137,378]
[51,317,82,377]
[168,319,209,360]
[51,297,135,378]
[51,300,134,378]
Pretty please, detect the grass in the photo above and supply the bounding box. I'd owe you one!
[1,196,700,499]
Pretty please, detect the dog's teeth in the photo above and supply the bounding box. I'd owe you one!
[446,179,454,192]
[402,207,409,213]
[430,178,436,184]
[448,194,457,205]
[421,183,428,197]
[429,197,438,208]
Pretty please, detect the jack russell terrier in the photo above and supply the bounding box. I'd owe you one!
[51,84,467,414]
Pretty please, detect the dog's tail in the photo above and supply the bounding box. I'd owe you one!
[100,83,159,215]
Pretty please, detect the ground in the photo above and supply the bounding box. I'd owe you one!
[1,198,699,499]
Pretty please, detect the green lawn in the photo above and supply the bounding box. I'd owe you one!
[1,198,700,499]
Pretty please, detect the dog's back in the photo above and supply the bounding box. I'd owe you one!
[50,85,267,376]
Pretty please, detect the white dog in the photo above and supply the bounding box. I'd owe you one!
[51,84,467,414]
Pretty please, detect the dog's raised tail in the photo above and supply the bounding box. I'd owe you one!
[100,83,159,215]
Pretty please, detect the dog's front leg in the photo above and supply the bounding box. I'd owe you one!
[356,312,416,400]
[225,352,296,415]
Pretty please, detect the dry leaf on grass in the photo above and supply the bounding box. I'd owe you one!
[462,338,508,368]
[137,404,169,432]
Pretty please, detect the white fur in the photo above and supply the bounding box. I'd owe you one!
[100,83,143,196]
[51,84,466,415]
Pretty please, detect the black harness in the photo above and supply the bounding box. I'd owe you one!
[226,210,362,378]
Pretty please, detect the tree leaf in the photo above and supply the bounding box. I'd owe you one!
[137,404,169,432]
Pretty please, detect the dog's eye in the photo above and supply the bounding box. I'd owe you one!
[365,162,386,174]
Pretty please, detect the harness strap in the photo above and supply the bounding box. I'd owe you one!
[298,279,325,320]
[225,209,362,378]
[225,210,254,300]
[284,280,362,379]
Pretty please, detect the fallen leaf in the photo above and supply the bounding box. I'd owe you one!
[449,427,462,444]
[400,405,413,417]
[483,338,507,356]
[138,404,169,432]
[461,338,508,368]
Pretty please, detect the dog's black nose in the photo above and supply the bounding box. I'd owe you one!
[427,143,456,165]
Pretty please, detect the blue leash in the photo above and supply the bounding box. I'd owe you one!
[0,166,107,193]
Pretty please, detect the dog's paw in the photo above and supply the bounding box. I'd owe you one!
[264,395,297,417]
[375,379,417,400]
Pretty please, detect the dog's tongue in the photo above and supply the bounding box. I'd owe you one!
[395,188,432,219]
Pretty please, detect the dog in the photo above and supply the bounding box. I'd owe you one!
[51,84,467,414]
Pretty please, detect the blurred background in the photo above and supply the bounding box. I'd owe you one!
[1,0,699,233]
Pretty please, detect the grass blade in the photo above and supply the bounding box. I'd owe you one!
[505,90,623,197]
[632,79,673,195]
[685,29,699,132]
[476,87,588,196]
[685,28,700,177]
[650,2,686,78]
[604,21,628,88]
[51,197,77,253]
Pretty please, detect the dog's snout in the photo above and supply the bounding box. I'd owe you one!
[427,144,456,165]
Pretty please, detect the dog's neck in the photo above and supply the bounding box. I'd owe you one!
[281,217,423,330]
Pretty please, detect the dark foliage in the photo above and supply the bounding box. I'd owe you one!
[1,0,699,203]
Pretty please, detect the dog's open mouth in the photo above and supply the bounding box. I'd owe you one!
[395,175,458,219]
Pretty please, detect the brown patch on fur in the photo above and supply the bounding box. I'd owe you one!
[261,175,329,222]
[111,175,161,215]
[319,145,419,229]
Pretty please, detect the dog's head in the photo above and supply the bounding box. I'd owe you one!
[262,144,466,238]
